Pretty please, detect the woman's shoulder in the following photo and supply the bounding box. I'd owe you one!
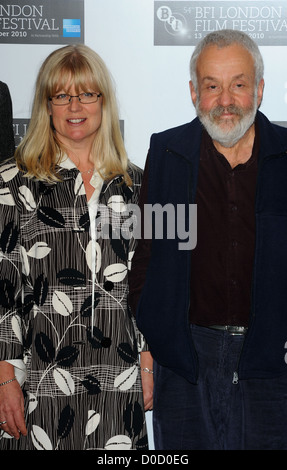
[0,158,34,193]
[0,158,21,182]
[127,162,143,185]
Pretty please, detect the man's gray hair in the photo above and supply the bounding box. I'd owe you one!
[189,29,264,92]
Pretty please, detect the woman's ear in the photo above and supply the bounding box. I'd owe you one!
[48,100,52,116]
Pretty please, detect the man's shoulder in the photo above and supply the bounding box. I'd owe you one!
[257,111,287,156]
[270,121,287,136]
[258,111,287,136]
[151,118,199,144]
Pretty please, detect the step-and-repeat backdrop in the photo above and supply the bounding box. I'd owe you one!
[1,0,287,448]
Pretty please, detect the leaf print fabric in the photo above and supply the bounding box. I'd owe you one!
[0,159,147,450]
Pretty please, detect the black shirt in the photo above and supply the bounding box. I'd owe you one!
[189,127,259,326]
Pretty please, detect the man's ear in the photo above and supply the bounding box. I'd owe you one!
[257,78,264,108]
[189,80,198,107]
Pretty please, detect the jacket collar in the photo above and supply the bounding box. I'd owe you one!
[165,110,287,165]
[256,110,287,161]
[165,117,202,165]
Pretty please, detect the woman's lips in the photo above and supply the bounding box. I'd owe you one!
[67,118,86,124]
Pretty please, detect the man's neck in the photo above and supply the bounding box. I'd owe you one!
[213,124,255,169]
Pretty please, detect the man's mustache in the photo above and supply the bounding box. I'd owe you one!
[210,105,244,118]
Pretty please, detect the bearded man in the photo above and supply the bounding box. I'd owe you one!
[129,29,287,450]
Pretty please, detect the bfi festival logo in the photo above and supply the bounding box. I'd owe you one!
[156,4,187,36]
[154,1,287,45]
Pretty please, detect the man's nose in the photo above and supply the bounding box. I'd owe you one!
[217,87,235,107]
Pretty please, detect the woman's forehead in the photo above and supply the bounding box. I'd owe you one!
[53,76,97,92]
[51,68,97,92]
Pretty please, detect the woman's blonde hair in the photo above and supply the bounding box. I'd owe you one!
[15,44,131,185]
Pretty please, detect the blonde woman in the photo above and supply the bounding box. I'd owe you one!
[0,45,152,450]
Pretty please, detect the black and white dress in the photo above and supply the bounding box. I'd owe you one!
[0,157,148,450]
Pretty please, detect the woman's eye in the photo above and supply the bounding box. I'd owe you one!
[57,94,68,100]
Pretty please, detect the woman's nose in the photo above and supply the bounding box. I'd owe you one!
[68,95,82,110]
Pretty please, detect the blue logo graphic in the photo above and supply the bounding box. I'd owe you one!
[63,19,81,38]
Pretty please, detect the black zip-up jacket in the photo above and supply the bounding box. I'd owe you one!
[131,111,287,383]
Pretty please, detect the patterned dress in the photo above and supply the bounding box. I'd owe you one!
[0,158,148,450]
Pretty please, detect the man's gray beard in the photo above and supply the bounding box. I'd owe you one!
[196,100,258,148]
